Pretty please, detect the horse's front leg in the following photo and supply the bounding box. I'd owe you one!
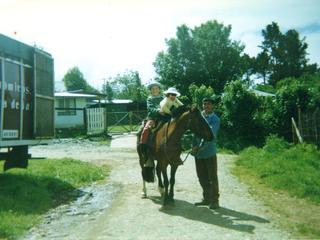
[156,162,164,196]
[168,165,178,202]
[162,168,169,206]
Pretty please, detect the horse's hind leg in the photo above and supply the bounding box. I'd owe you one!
[168,165,178,202]
[141,180,147,198]
[156,162,164,196]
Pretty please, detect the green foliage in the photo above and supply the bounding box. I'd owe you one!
[63,66,98,93]
[256,22,317,86]
[102,81,114,101]
[188,84,215,107]
[255,84,276,94]
[237,136,320,203]
[220,80,264,151]
[0,159,108,239]
[261,75,317,141]
[154,20,248,95]
[108,70,148,102]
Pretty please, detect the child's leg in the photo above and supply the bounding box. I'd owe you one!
[140,120,155,144]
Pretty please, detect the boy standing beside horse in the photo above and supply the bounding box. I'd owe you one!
[192,97,220,210]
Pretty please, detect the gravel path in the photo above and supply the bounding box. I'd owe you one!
[25,134,291,240]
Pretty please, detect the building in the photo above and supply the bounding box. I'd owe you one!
[54,92,100,128]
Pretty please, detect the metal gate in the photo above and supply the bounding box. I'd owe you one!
[106,111,146,134]
[86,109,147,135]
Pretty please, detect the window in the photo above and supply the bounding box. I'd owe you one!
[57,98,76,116]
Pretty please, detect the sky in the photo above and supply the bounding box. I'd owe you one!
[0,0,319,90]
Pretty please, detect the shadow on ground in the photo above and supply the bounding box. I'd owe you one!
[149,196,270,234]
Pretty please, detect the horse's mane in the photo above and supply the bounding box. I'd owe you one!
[171,105,191,118]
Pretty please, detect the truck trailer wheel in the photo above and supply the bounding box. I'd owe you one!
[4,146,29,171]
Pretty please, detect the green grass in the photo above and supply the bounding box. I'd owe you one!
[107,124,140,134]
[236,136,320,203]
[233,136,320,238]
[0,158,109,240]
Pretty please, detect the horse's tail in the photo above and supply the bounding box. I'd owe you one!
[137,140,155,183]
[142,166,155,183]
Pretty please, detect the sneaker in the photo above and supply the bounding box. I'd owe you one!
[194,199,210,206]
[209,202,220,210]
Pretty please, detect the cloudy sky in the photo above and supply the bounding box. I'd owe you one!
[0,0,319,90]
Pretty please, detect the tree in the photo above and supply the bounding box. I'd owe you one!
[102,81,114,101]
[188,84,215,107]
[220,80,264,151]
[62,66,97,92]
[257,22,317,86]
[154,20,248,96]
[254,50,270,84]
[110,70,147,102]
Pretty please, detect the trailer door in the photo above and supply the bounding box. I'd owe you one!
[34,50,54,138]
[1,60,21,140]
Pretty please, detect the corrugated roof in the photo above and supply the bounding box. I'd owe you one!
[93,99,133,104]
[55,92,98,98]
[252,89,275,97]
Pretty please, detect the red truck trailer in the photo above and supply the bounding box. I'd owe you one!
[0,34,54,171]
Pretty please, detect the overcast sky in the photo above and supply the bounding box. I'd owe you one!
[0,0,319,90]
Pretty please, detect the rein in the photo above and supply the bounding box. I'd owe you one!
[182,150,192,163]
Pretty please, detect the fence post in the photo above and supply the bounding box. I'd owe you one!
[129,111,133,131]
[104,107,108,134]
[83,108,88,134]
[291,117,303,144]
[298,107,302,137]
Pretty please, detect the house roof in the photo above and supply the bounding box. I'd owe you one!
[252,89,275,97]
[93,99,133,104]
[55,92,99,98]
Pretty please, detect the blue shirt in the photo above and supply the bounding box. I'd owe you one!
[192,111,220,159]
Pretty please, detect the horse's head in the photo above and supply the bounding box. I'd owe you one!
[186,106,213,141]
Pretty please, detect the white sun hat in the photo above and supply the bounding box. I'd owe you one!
[163,87,181,97]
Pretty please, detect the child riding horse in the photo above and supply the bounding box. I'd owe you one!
[137,105,213,206]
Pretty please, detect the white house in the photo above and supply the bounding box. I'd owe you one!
[54,92,100,128]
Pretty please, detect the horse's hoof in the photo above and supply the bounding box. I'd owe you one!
[160,204,173,211]
[141,192,147,198]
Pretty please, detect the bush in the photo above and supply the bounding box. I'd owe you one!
[220,80,265,152]
[237,136,320,203]
[262,75,320,141]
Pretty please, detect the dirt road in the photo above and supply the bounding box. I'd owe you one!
[24,134,291,240]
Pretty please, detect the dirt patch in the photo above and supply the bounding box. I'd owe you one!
[24,134,291,239]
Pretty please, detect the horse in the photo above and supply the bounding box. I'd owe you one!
[137,105,213,206]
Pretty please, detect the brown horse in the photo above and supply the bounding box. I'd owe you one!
[137,105,213,206]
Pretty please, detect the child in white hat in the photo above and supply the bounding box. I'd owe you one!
[159,87,183,121]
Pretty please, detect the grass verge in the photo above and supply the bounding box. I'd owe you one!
[0,158,109,240]
[232,136,320,239]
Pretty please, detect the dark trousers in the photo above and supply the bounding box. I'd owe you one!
[195,155,219,203]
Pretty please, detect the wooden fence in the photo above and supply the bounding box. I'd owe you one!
[294,108,320,147]
[86,108,105,135]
